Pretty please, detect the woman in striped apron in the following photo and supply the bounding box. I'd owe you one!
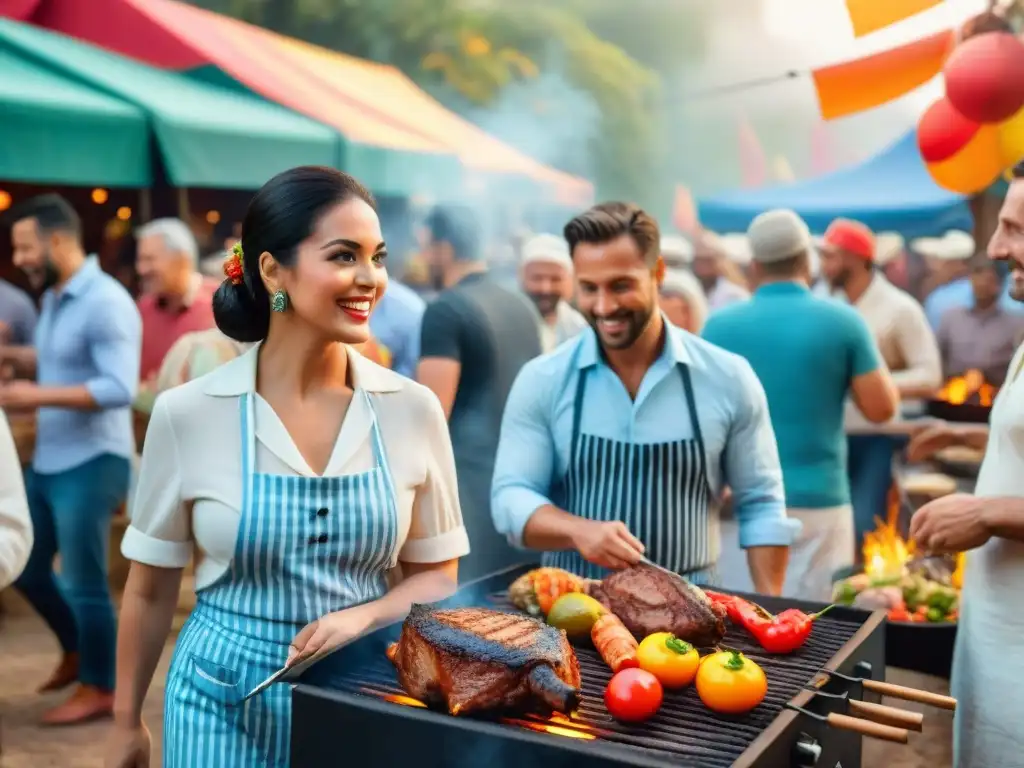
[543,363,716,583]
[106,167,469,768]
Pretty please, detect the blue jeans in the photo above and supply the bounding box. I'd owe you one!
[14,453,129,691]
[846,435,896,557]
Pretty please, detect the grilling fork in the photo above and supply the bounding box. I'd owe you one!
[805,688,924,732]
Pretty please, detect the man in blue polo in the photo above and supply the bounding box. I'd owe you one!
[704,209,898,599]
[0,194,141,725]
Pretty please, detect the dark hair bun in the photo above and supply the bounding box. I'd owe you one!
[213,279,269,343]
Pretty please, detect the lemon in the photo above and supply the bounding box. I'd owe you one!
[546,593,605,639]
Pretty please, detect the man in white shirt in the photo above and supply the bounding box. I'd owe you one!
[819,219,941,551]
[0,411,31,589]
[519,234,587,353]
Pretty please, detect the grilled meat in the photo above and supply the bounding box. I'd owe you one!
[587,564,727,646]
[386,604,581,716]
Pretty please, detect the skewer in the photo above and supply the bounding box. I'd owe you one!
[822,670,957,711]
[787,704,909,743]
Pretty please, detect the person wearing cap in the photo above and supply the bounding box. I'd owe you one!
[704,210,898,599]
[937,257,1024,386]
[875,232,907,289]
[519,233,587,353]
[660,268,708,334]
[491,202,797,591]
[819,218,941,553]
[660,235,694,271]
[693,231,750,312]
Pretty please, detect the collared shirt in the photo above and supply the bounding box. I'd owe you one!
[0,278,38,345]
[924,277,1024,329]
[34,257,142,474]
[370,280,426,378]
[704,282,881,509]
[491,321,795,550]
[137,275,217,381]
[938,304,1024,385]
[707,277,750,312]
[841,274,941,433]
[539,301,588,354]
[121,343,470,590]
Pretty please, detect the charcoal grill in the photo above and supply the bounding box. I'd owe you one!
[291,565,887,768]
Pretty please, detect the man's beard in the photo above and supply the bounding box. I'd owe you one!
[827,266,852,292]
[529,292,560,318]
[585,304,654,350]
[429,263,445,291]
[1009,264,1024,302]
[25,255,60,292]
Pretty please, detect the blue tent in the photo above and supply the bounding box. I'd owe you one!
[697,131,973,237]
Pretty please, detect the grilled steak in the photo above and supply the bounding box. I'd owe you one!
[587,564,727,646]
[386,604,581,716]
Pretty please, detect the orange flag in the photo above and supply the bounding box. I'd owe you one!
[812,29,956,120]
[845,0,945,38]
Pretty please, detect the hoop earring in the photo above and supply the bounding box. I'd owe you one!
[271,289,289,313]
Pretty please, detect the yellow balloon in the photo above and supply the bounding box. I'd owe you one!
[998,105,1024,168]
[927,123,1003,194]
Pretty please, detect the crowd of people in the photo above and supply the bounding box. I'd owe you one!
[0,163,1021,767]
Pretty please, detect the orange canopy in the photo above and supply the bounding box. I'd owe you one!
[20,0,592,204]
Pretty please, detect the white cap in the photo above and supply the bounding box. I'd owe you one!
[660,235,694,266]
[910,236,944,258]
[747,209,811,264]
[942,230,975,260]
[521,233,572,270]
[720,233,752,266]
[874,232,905,267]
[660,268,709,333]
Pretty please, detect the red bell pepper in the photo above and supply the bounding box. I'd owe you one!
[705,591,834,654]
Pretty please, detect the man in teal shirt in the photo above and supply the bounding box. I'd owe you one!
[704,209,898,599]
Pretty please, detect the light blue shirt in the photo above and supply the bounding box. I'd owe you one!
[34,257,141,474]
[371,280,425,378]
[925,277,1024,329]
[491,321,797,550]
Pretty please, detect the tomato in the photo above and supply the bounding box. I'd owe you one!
[637,632,700,689]
[695,651,767,715]
[604,668,664,722]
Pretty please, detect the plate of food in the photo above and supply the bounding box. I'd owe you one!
[831,555,960,624]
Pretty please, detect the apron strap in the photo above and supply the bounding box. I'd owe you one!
[239,392,257,479]
[570,366,589,461]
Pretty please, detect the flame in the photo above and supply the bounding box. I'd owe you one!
[862,501,912,580]
[937,369,995,406]
[373,691,597,740]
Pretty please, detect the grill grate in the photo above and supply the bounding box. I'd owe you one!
[330,591,864,768]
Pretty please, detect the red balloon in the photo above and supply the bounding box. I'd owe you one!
[945,32,1024,124]
[917,97,979,164]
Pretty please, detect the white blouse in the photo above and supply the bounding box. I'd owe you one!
[0,411,32,589]
[122,344,470,590]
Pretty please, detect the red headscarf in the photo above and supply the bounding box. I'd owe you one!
[823,219,875,261]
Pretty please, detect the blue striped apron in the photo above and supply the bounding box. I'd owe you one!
[543,365,718,584]
[163,390,398,768]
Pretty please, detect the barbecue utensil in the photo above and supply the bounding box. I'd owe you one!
[638,556,686,580]
[806,687,924,731]
[818,669,957,711]
[786,703,909,743]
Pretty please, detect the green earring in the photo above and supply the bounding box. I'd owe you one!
[271,289,289,313]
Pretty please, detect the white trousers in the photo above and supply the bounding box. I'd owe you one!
[718,506,854,601]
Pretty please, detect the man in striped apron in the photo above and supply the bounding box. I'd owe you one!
[492,203,797,590]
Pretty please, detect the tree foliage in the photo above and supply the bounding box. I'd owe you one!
[188,0,708,211]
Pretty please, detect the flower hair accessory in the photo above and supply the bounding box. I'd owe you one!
[224,242,244,285]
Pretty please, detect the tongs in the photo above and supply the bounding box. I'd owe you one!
[787,701,909,744]
[803,687,923,734]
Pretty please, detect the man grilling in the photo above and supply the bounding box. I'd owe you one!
[908,165,1024,768]
[491,202,797,591]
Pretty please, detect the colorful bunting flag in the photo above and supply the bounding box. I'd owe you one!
[845,0,945,38]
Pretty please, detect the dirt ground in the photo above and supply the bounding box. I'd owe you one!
[0,610,953,768]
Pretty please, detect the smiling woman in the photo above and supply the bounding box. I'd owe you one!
[109,167,469,768]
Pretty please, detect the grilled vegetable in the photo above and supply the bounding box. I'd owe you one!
[695,651,767,714]
[592,613,639,673]
[547,593,605,639]
[508,568,584,617]
[637,632,699,689]
[604,668,663,722]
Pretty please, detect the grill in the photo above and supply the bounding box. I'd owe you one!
[291,565,888,768]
